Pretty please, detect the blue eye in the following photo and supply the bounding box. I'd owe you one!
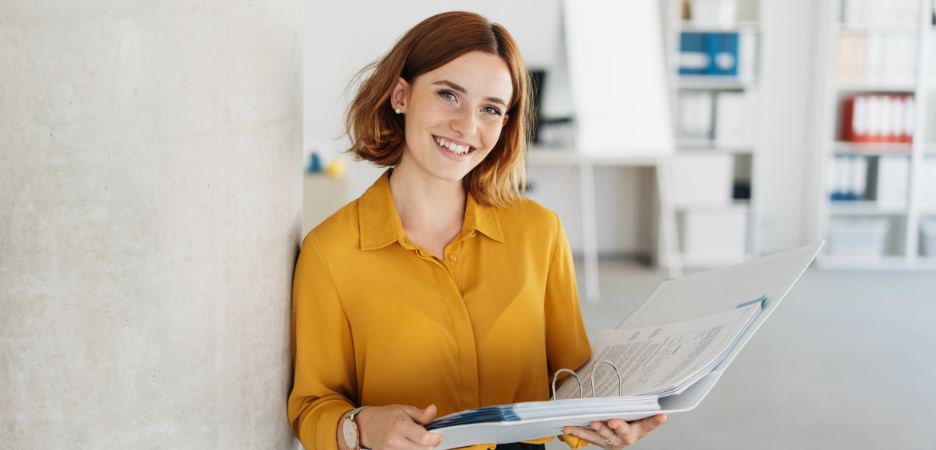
[483,106,501,116]
[439,90,456,101]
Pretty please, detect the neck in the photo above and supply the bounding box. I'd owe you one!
[388,155,467,238]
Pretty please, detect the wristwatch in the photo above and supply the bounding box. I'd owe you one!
[342,406,370,450]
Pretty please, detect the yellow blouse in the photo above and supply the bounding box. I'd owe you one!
[289,171,592,450]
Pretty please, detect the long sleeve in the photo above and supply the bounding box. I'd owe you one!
[288,174,599,450]
[543,214,593,449]
[288,230,356,450]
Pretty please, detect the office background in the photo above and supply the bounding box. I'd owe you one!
[1,0,933,449]
[304,1,935,449]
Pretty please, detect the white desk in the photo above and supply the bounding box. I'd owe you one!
[528,148,683,302]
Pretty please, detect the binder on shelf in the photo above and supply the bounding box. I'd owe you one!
[842,0,920,27]
[836,29,918,85]
[829,156,869,201]
[428,243,824,450]
[707,32,738,76]
[677,91,714,140]
[738,31,758,82]
[876,156,911,208]
[676,90,756,147]
[836,32,867,81]
[841,95,914,144]
[678,31,757,80]
[679,32,707,75]
[714,90,755,147]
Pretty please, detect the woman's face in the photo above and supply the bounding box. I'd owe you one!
[392,51,513,184]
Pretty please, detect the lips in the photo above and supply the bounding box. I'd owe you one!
[434,135,475,155]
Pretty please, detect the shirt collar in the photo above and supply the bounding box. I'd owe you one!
[358,170,505,251]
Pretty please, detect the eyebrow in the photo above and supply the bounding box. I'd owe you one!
[432,79,508,108]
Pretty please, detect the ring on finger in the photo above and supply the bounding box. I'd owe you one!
[605,435,617,446]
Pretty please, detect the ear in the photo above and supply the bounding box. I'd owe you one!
[390,77,410,113]
[502,113,509,127]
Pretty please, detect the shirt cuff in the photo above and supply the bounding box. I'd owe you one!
[314,401,355,450]
[558,434,591,449]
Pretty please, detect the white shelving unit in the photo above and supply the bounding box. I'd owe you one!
[663,0,765,268]
[814,0,936,270]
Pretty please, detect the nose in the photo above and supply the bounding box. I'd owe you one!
[450,104,478,138]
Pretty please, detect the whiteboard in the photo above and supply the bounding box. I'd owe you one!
[563,0,674,157]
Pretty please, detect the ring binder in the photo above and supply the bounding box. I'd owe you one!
[552,359,623,400]
[552,369,582,400]
[424,243,823,450]
[590,359,622,398]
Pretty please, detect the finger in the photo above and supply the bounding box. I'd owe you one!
[415,405,437,425]
[401,405,435,424]
[400,424,442,449]
[605,419,638,447]
[628,414,667,438]
[397,408,442,448]
[588,421,617,443]
[562,425,612,449]
[389,431,438,450]
[409,405,443,446]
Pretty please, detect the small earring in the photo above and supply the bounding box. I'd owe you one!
[395,108,402,114]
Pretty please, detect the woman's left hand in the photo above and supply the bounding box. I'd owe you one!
[562,414,666,449]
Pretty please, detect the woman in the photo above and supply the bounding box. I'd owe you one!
[288,11,665,450]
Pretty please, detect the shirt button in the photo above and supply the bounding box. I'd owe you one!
[449,254,457,262]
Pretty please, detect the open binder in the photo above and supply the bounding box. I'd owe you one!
[429,242,823,450]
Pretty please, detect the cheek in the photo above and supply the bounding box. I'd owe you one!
[420,98,455,125]
[480,122,505,149]
[405,99,443,134]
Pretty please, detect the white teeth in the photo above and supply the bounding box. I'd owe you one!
[435,137,470,155]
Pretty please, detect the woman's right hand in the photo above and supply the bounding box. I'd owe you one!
[353,404,443,450]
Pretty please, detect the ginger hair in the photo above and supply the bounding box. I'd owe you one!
[344,11,531,208]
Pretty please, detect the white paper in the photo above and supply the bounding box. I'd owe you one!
[555,304,761,400]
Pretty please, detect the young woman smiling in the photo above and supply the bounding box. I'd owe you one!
[288,11,665,450]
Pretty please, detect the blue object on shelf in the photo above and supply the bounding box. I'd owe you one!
[307,153,322,173]
[679,32,740,77]
[679,32,707,75]
[710,33,739,76]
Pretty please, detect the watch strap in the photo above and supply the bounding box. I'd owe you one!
[348,405,369,419]
[345,406,370,450]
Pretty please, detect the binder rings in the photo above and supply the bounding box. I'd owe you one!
[428,242,823,450]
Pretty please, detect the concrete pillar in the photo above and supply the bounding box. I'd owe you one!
[0,1,302,448]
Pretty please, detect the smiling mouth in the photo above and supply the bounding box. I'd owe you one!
[434,135,475,155]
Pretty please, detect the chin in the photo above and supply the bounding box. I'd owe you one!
[429,166,472,184]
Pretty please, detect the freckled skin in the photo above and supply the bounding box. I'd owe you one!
[392,51,512,184]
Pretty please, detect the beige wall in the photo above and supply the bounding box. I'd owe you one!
[0,1,303,447]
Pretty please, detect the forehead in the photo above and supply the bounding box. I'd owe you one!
[416,51,514,102]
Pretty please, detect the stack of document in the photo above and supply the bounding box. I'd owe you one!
[426,397,661,431]
[427,242,822,450]
[430,299,765,449]
[557,298,764,400]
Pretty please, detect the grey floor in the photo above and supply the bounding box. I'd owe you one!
[544,259,936,450]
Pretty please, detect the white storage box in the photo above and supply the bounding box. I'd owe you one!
[828,218,889,258]
[691,0,738,28]
[922,218,936,257]
[672,154,735,207]
[681,208,748,261]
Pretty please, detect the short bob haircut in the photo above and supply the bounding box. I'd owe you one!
[344,11,531,208]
